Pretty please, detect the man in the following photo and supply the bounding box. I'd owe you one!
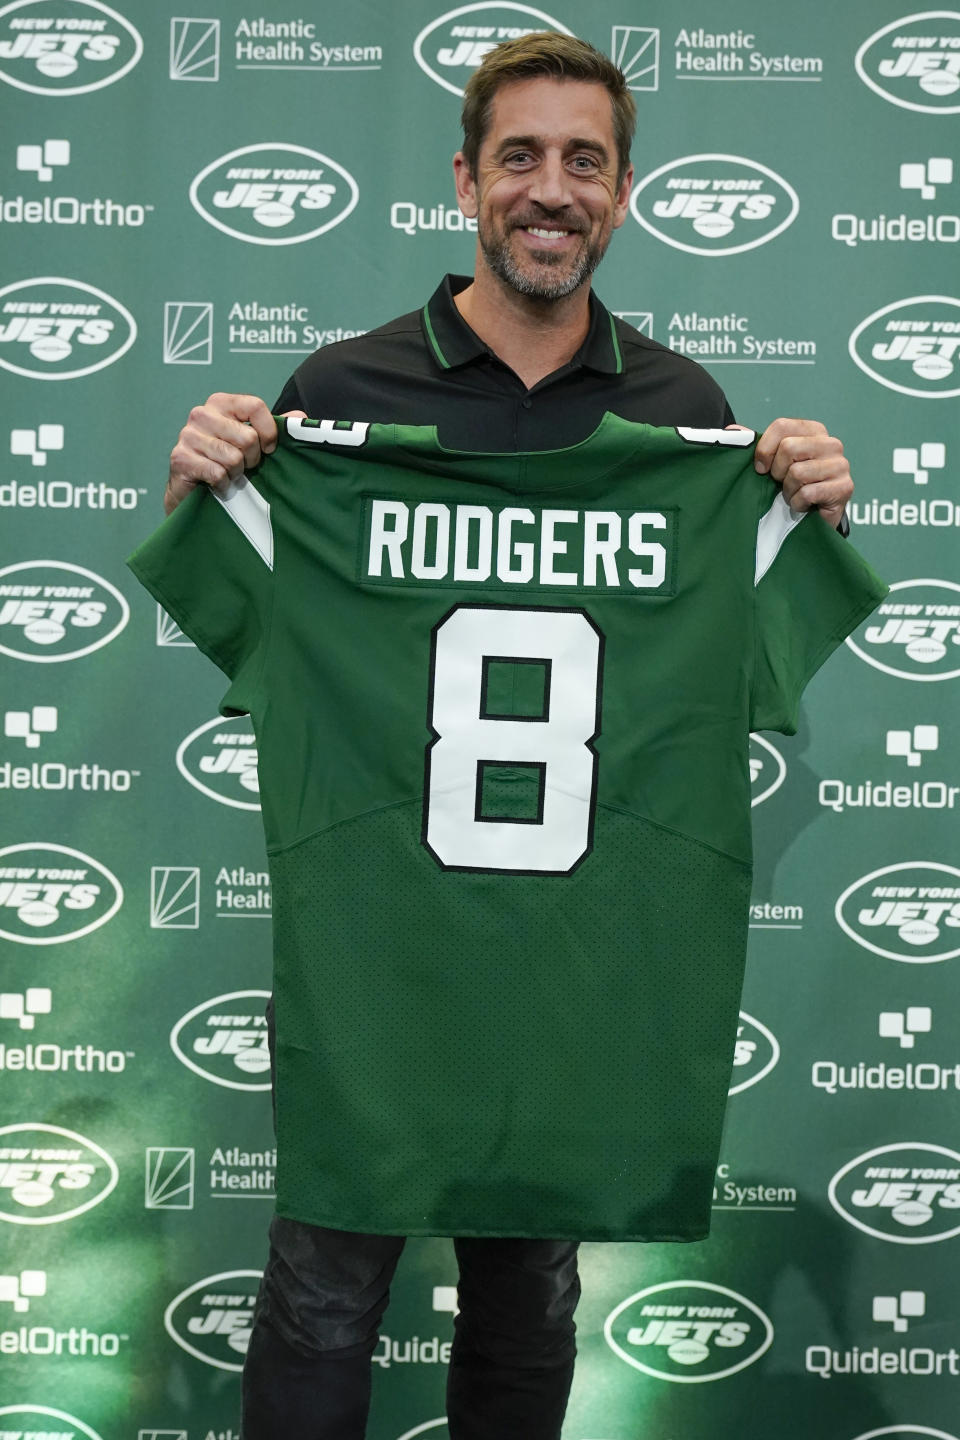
[161,35,855,1440]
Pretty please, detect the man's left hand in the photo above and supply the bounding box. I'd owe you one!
[752,418,852,528]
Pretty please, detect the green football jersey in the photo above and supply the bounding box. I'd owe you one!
[129,414,886,1241]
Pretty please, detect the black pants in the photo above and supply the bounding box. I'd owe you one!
[241,1215,580,1439]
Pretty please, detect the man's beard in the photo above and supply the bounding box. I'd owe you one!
[478,215,610,300]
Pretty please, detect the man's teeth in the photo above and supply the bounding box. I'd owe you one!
[526,226,570,238]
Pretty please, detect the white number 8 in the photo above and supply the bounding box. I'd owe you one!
[423,605,603,874]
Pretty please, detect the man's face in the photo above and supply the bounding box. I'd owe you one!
[454,76,633,301]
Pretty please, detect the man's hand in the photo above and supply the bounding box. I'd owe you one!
[165,393,306,516]
[752,418,852,528]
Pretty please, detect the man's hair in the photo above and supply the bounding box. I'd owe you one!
[460,33,636,185]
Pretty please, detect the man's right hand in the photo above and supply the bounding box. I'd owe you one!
[165,393,305,515]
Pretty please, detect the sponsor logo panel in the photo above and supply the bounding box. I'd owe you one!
[145,1142,276,1206]
[170,990,271,1091]
[0,0,142,96]
[3,135,152,227]
[806,1290,960,1381]
[0,277,135,380]
[0,1266,126,1355]
[856,13,960,114]
[665,309,815,364]
[373,1284,457,1370]
[2,702,140,793]
[413,3,573,95]
[850,441,956,530]
[164,1269,261,1371]
[612,25,659,90]
[0,560,129,662]
[5,423,145,510]
[712,1161,797,1213]
[849,296,960,398]
[604,1280,773,1381]
[835,862,960,963]
[819,725,957,816]
[0,1407,104,1440]
[0,1122,118,1225]
[672,26,824,81]
[0,842,122,946]
[728,1012,779,1095]
[833,156,957,249]
[829,1142,960,1243]
[630,154,799,256]
[150,864,271,925]
[145,1147,195,1209]
[189,143,359,246]
[749,899,804,929]
[177,715,260,810]
[0,986,132,1074]
[813,1006,960,1097]
[846,579,960,681]
[170,15,219,80]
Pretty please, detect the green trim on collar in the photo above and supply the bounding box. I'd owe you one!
[607,311,623,375]
[422,303,451,370]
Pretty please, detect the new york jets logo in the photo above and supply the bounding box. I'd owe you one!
[835,862,960,963]
[170,990,272,1090]
[189,143,359,246]
[0,1406,103,1439]
[164,1269,261,1371]
[0,0,141,95]
[852,1429,960,1440]
[729,1012,780,1095]
[0,842,122,946]
[0,560,129,662]
[845,579,960,680]
[0,1122,118,1224]
[630,155,799,256]
[605,1280,773,1381]
[849,296,960,397]
[829,1142,960,1243]
[749,733,786,806]
[176,715,260,810]
[0,277,136,379]
[414,4,573,96]
[855,12,960,113]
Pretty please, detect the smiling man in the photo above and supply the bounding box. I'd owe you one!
[160,34,857,1440]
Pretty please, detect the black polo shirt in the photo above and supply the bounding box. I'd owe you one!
[274,274,734,449]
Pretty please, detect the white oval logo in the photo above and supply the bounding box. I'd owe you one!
[630,154,799,256]
[855,11,960,114]
[170,990,272,1090]
[0,842,123,946]
[0,1122,118,1224]
[845,578,960,681]
[729,1011,780,1096]
[849,295,960,397]
[749,732,786,807]
[835,861,960,964]
[829,1142,960,1243]
[605,1280,773,1382]
[164,1269,261,1371]
[0,276,136,380]
[0,560,129,662]
[189,143,359,246]
[0,1406,104,1440]
[176,715,260,811]
[0,0,141,95]
[413,3,573,96]
[853,1429,960,1440]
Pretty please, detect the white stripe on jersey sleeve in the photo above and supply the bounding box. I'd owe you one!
[213,475,274,571]
[755,491,806,586]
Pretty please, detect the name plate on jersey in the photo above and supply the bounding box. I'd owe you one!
[359,497,678,595]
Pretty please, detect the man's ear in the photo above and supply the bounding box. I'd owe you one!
[453,151,479,219]
[612,163,634,231]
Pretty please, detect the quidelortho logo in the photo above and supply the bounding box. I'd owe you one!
[189,143,359,246]
[414,3,572,95]
[818,725,956,817]
[604,1280,773,1381]
[0,560,128,663]
[749,733,786,806]
[849,296,960,398]
[846,579,960,680]
[0,1407,103,1440]
[3,703,140,794]
[729,1012,780,1095]
[810,1006,960,1099]
[0,1122,118,1225]
[164,1270,261,1371]
[0,277,136,379]
[832,156,957,249]
[0,0,141,95]
[0,985,131,1075]
[5,136,152,229]
[829,1142,960,1244]
[856,12,960,114]
[835,862,960,964]
[630,154,798,256]
[169,990,271,1090]
[177,715,260,810]
[0,842,122,946]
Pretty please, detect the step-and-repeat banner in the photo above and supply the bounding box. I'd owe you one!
[1,1,958,1436]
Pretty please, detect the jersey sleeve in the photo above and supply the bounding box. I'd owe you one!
[127,476,275,715]
[750,495,887,734]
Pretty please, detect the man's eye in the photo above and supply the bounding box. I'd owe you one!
[506,152,533,165]
[571,155,598,171]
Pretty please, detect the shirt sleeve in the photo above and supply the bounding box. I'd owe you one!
[750,496,888,734]
[127,476,275,716]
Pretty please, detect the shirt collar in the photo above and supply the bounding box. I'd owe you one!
[421,274,623,376]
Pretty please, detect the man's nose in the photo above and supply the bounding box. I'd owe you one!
[526,153,574,211]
